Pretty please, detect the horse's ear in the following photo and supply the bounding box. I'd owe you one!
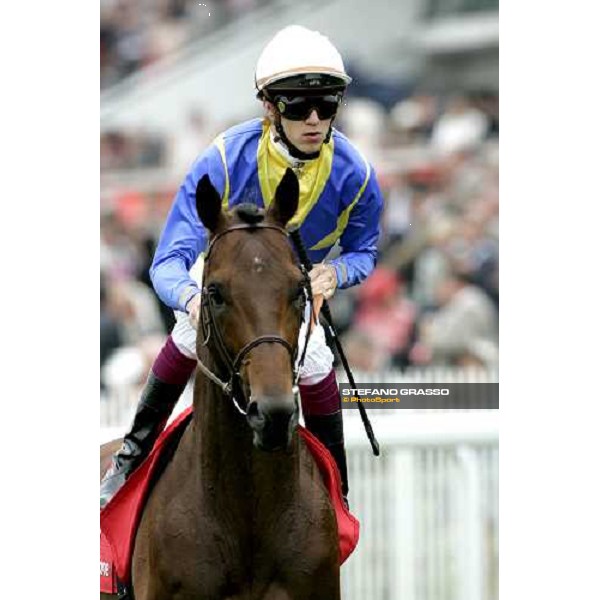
[195,174,226,233]
[267,168,299,228]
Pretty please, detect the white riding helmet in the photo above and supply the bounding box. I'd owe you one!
[255,25,352,96]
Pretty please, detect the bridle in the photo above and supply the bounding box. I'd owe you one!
[196,222,313,415]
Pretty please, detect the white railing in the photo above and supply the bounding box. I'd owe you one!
[341,412,498,600]
[337,367,498,599]
[100,367,499,435]
[100,379,194,443]
[100,369,498,600]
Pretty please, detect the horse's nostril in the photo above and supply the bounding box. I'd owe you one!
[246,400,260,419]
[247,394,298,452]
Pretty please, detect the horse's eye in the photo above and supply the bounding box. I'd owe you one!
[208,283,226,307]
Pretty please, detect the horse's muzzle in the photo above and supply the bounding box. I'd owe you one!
[246,393,299,452]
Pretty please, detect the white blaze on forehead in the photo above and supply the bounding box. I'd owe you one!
[253,256,265,272]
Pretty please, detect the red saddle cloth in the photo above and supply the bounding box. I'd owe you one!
[100,407,360,594]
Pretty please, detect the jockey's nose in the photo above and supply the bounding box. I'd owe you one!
[305,109,320,125]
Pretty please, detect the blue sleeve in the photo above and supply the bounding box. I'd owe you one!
[329,166,384,289]
[150,144,226,312]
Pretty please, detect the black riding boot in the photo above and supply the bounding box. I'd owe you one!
[304,411,350,506]
[100,372,187,508]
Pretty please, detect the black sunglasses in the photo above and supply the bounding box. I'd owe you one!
[274,95,341,121]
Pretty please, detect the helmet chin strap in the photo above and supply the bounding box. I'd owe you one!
[273,111,335,161]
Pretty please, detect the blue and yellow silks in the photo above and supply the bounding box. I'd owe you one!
[151,118,384,312]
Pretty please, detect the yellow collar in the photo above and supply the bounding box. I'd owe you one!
[257,119,334,228]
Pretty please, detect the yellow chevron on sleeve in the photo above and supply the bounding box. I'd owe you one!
[214,134,230,209]
[310,155,371,251]
[257,121,271,210]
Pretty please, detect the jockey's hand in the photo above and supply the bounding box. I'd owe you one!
[186,293,202,329]
[309,263,338,301]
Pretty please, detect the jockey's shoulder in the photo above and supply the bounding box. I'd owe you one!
[331,128,372,180]
[216,118,264,143]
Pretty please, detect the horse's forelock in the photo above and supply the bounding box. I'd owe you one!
[232,203,265,225]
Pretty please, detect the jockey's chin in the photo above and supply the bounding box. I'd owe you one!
[280,116,332,155]
[295,134,325,154]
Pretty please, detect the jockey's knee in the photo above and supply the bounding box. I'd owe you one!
[171,310,198,359]
[298,324,334,385]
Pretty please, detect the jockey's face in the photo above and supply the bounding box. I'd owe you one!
[264,100,333,155]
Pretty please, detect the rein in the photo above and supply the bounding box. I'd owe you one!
[288,227,381,456]
[197,222,313,415]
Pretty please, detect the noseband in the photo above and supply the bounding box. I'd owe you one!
[196,222,313,415]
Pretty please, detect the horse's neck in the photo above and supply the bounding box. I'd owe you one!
[192,370,253,488]
[191,369,300,508]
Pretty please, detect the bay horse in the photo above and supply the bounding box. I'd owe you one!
[100,169,340,599]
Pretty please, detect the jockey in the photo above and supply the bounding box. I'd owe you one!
[100,25,384,508]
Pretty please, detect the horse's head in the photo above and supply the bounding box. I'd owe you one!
[195,169,307,452]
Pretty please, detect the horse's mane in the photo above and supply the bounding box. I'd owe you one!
[232,203,265,225]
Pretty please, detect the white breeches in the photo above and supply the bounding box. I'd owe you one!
[171,305,333,386]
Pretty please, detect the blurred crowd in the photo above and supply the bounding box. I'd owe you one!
[334,92,499,372]
[101,129,168,170]
[101,0,272,89]
[101,91,498,389]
